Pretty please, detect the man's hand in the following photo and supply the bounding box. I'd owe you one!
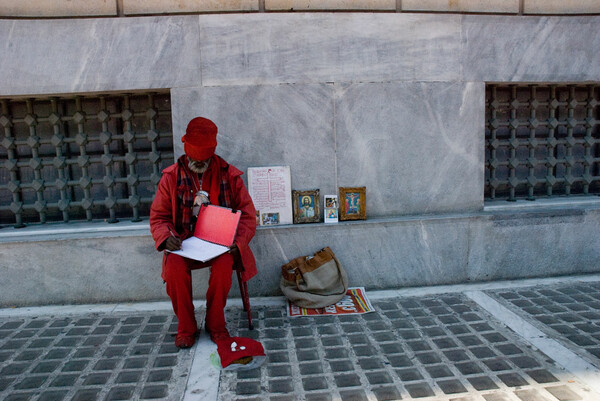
[165,236,182,251]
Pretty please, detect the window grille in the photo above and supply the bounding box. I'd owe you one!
[0,92,174,227]
[485,84,600,201]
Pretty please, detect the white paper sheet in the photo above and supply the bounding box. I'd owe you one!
[168,236,229,262]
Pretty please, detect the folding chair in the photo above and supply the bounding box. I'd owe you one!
[232,248,254,330]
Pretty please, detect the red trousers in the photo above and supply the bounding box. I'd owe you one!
[163,252,233,337]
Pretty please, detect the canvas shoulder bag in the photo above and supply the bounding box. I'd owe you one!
[280,247,349,308]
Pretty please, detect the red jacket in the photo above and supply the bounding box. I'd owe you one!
[150,156,257,282]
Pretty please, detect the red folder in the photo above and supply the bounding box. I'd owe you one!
[194,204,241,246]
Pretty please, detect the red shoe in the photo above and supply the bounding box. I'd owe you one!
[175,331,199,349]
[205,325,230,343]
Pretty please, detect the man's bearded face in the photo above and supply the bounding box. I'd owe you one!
[188,157,210,174]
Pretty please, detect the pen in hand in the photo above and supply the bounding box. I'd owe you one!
[166,227,182,251]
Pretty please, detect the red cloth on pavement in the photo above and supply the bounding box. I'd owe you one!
[215,336,265,369]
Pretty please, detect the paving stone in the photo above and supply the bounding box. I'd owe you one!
[14,350,42,361]
[386,354,412,368]
[268,352,290,363]
[423,327,446,337]
[1,321,24,330]
[40,329,64,337]
[61,360,89,372]
[358,358,384,370]
[2,340,27,350]
[433,337,458,349]
[334,373,362,387]
[302,376,328,391]
[140,385,168,399]
[456,335,483,346]
[497,372,529,387]
[404,382,435,398]
[437,379,468,394]
[514,388,555,401]
[482,333,508,343]
[28,338,54,348]
[444,349,470,362]
[371,386,402,401]
[103,346,127,357]
[524,369,560,384]
[365,371,393,385]
[56,337,83,347]
[237,368,261,379]
[468,375,499,391]
[397,330,421,340]
[496,344,524,355]
[32,360,61,374]
[269,379,294,393]
[292,327,313,337]
[15,375,49,389]
[391,320,414,329]
[317,326,339,335]
[265,329,287,339]
[94,358,120,370]
[447,325,471,335]
[124,357,147,369]
[353,345,377,357]
[407,340,432,352]
[297,350,320,362]
[483,358,512,372]
[5,394,33,401]
[83,372,111,385]
[72,347,96,359]
[470,346,497,359]
[321,336,343,347]
[153,356,177,367]
[325,347,349,359]
[14,329,38,338]
[415,352,442,364]
[38,390,68,401]
[2,362,31,375]
[295,338,317,349]
[339,389,368,401]
[299,362,324,375]
[305,393,332,401]
[379,343,403,355]
[268,364,292,377]
[425,364,454,378]
[510,356,542,369]
[49,374,79,387]
[396,368,423,381]
[455,362,483,375]
[116,370,143,383]
[544,385,583,400]
[329,360,354,372]
[83,336,106,346]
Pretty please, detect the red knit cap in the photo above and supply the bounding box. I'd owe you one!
[182,117,218,161]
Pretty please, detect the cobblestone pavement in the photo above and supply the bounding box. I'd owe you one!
[0,311,192,401]
[218,290,598,401]
[3,277,600,401]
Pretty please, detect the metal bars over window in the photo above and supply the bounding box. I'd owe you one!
[485,84,600,201]
[0,92,174,227]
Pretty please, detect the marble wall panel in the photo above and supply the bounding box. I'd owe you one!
[524,0,600,15]
[123,0,258,15]
[266,0,396,11]
[0,16,201,96]
[250,217,472,296]
[335,81,485,217]
[198,13,462,85]
[403,0,518,13]
[467,209,600,282]
[171,84,336,193]
[0,0,117,17]
[462,15,600,82]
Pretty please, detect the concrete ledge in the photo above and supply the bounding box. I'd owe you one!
[1,201,599,307]
[265,0,396,11]
[403,0,519,14]
[0,0,117,17]
[524,0,600,15]
[123,0,258,15]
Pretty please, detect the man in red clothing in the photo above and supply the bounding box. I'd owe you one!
[150,117,257,348]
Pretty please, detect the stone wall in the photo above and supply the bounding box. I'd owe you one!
[0,12,599,305]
